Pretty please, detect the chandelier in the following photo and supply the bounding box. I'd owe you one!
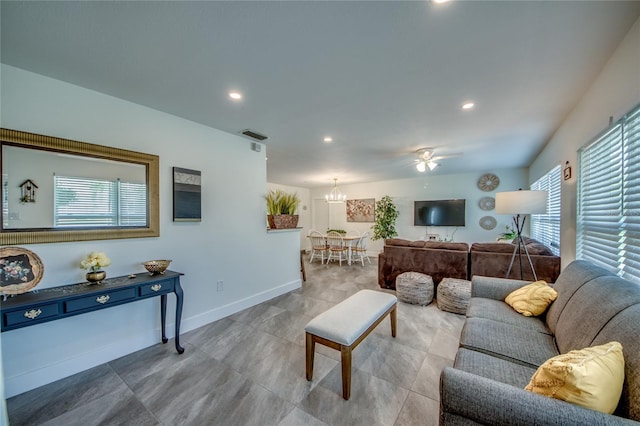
[325,178,347,203]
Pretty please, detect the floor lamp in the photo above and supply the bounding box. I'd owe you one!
[495,190,548,280]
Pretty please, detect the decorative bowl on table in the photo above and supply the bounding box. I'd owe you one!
[143,260,172,275]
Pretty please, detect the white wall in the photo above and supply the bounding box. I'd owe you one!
[266,182,311,250]
[310,168,528,254]
[530,16,640,267]
[0,65,301,397]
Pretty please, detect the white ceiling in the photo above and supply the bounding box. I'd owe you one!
[2,1,639,188]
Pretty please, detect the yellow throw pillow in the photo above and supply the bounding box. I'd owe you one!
[525,341,625,414]
[505,280,557,316]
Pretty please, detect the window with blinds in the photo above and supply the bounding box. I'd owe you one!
[530,165,561,255]
[54,176,147,228]
[577,103,640,284]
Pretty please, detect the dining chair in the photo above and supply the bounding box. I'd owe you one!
[352,231,371,265]
[326,231,348,266]
[308,231,329,264]
[300,249,307,281]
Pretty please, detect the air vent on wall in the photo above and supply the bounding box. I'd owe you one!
[240,129,268,141]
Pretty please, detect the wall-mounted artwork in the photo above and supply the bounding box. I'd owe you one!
[346,198,375,222]
[173,167,201,222]
[0,246,44,295]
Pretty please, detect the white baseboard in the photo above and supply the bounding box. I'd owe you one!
[3,279,301,398]
[4,334,159,398]
[180,278,301,333]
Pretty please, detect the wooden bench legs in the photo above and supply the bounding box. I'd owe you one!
[305,303,397,400]
[340,345,352,399]
[306,332,316,381]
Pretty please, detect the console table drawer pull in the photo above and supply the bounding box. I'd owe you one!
[24,309,42,320]
[4,304,59,327]
[65,288,135,313]
[96,295,110,304]
[139,280,174,296]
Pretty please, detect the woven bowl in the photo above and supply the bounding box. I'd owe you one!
[143,259,172,275]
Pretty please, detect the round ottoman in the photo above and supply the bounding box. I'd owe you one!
[395,272,434,306]
[437,278,472,314]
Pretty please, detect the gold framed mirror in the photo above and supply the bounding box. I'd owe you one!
[1,128,159,244]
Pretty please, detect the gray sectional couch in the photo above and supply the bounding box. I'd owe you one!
[440,260,640,425]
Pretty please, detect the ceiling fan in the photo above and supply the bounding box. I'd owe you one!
[414,147,463,172]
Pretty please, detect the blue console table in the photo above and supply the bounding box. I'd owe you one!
[1,270,185,354]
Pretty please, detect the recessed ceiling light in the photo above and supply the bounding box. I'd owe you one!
[433,0,451,4]
[229,91,242,100]
[462,102,475,110]
[323,136,333,143]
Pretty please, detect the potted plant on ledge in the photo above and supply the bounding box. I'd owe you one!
[497,225,518,242]
[266,189,301,229]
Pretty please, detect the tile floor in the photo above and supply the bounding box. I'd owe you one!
[7,257,465,426]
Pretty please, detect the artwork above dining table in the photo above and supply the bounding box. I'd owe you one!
[346,198,375,222]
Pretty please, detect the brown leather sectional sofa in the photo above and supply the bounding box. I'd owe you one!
[469,240,561,283]
[378,238,560,290]
[378,239,470,289]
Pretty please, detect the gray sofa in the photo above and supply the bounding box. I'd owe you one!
[440,260,640,425]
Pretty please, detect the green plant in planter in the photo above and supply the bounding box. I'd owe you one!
[265,189,301,229]
[371,195,399,240]
[498,225,518,241]
[326,228,346,235]
[265,189,300,215]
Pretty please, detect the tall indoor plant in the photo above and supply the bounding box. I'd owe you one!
[372,195,399,240]
[266,189,301,229]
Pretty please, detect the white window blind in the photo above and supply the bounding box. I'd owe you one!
[530,165,561,255]
[54,176,147,227]
[621,106,640,280]
[577,103,640,284]
[118,182,148,226]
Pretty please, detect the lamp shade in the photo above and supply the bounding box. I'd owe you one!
[495,190,548,214]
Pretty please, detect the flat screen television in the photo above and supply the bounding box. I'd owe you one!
[414,199,466,226]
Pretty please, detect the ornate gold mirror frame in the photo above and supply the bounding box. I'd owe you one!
[1,128,160,244]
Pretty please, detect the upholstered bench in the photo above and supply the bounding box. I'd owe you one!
[305,289,397,400]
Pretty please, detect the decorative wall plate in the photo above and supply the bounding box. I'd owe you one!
[478,173,500,191]
[479,216,497,230]
[0,247,44,295]
[478,196,495,211]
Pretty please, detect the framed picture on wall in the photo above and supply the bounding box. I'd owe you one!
[0,246,44,295]
[346,198,375,222]
[563,161,572,180]
[173,167,201,222]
